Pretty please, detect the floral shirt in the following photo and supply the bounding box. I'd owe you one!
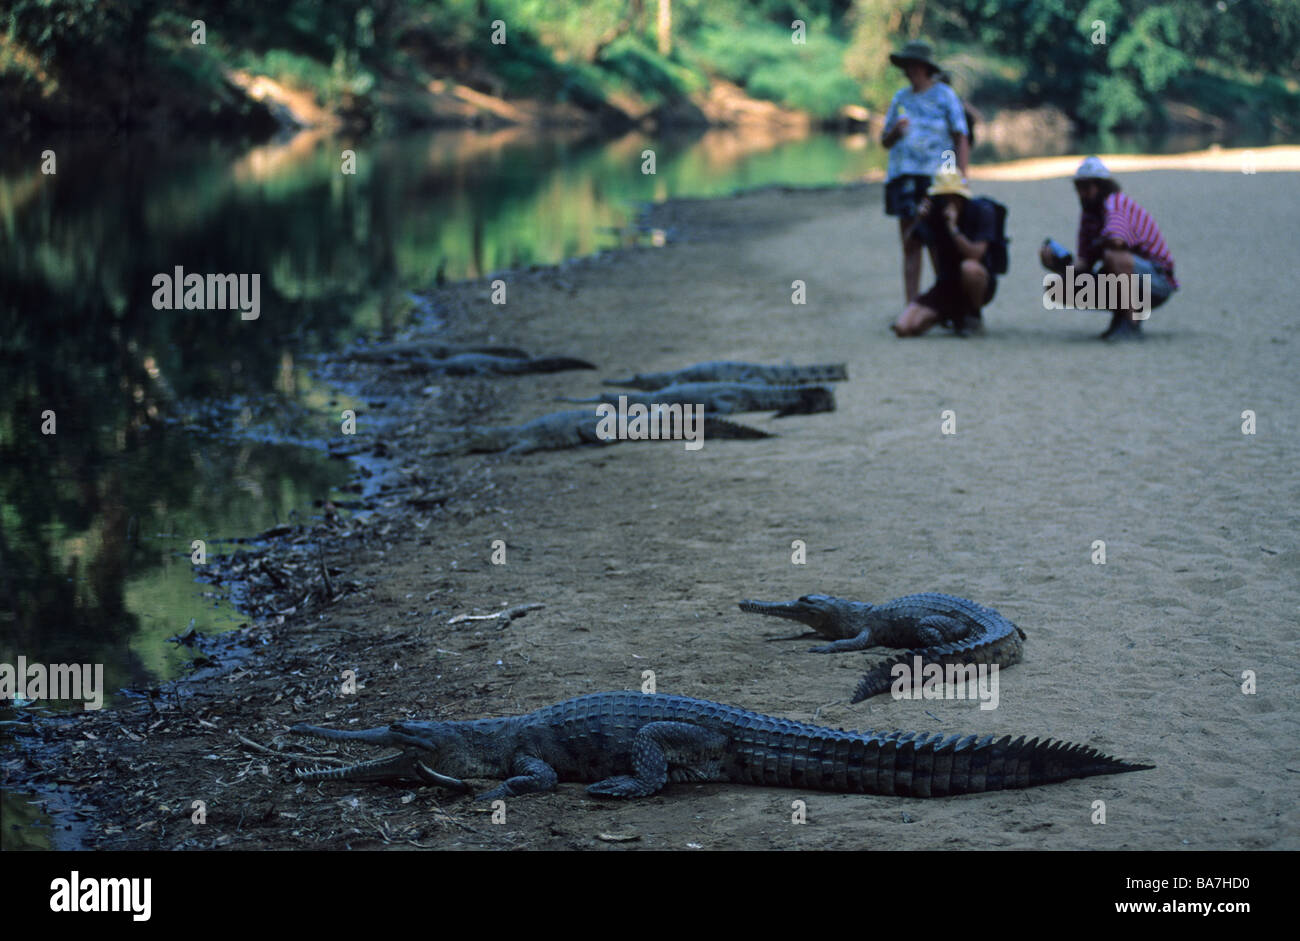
[883,83,968,181]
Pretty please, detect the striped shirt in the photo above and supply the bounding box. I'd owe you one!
[1077,192,1177,287]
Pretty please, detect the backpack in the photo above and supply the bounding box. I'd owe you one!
[973,196,1010,275]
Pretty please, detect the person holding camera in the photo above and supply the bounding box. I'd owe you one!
[891,171,999,338]
[880,41,970,305]
[1040,156,1178,341]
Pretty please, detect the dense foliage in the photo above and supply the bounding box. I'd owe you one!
[3,0,1298,133]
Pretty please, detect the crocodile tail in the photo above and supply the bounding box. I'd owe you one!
[602,377,661,389]
[774,364,849,384]
[850,629,1025,703]
[471,346,530,359]
[866,732,1153,796]
[809,363,849,382]
[525,356,598,373]
[428,435,466,456]
[702,416,773,440]
[756,726,1150,794]
[773,385,836,417]
[428,431,475,455]
[429,428,511,455]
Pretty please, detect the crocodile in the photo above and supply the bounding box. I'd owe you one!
[559,381,835,417]
[431,408,771,455]
[342,341,531,363]
[291,690,1151,799]
[399,352,597,376]
[738,593,1026,704]
[604,361,848,390]
[339,341,596,376]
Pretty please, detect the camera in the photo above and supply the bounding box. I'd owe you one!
[1043,237,1072,265]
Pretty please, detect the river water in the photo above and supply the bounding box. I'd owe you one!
[0,127,900,710]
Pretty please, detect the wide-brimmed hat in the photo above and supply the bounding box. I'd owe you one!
[890,40,941,74]
[928,170,971,199]
[1074,155,1113,181]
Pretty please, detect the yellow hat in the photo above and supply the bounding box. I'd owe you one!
[928,170,971,199]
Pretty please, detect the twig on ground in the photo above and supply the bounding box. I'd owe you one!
[231,731,347,765]
[447,603,544,626]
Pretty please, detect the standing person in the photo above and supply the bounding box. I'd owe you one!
[891,171,998,337]
[1039,156,1178,340]
[880,40,970,304]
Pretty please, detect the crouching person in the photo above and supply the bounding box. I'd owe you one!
[1040,156,1178,340]
[892,171,998,337]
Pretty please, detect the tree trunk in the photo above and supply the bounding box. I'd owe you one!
[591,0,646,62]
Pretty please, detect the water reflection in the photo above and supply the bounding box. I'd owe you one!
[0,126,895,704]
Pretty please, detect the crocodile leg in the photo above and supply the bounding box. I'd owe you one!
[852,633,1024,703]
[587,722,729,798]
[809,630,875,653]
[475,754,559,801]
[809,615,973,653]
[913,615,974,645]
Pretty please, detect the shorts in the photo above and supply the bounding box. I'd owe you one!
[915,269,997,323]
[885,174,931,219]
[1094,256,1176,310]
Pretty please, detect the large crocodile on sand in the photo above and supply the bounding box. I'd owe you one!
[559,381,835,417]
[738,593,1026,703]
[291,690,1151,799]
[604,361,848,390]
[431,407,770,455]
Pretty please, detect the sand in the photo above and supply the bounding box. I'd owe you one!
[381,165,1297,849]
[968,144,1300,179]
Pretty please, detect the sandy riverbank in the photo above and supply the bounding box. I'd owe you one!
[968,144,1300,179]
[22,163,1297,851]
